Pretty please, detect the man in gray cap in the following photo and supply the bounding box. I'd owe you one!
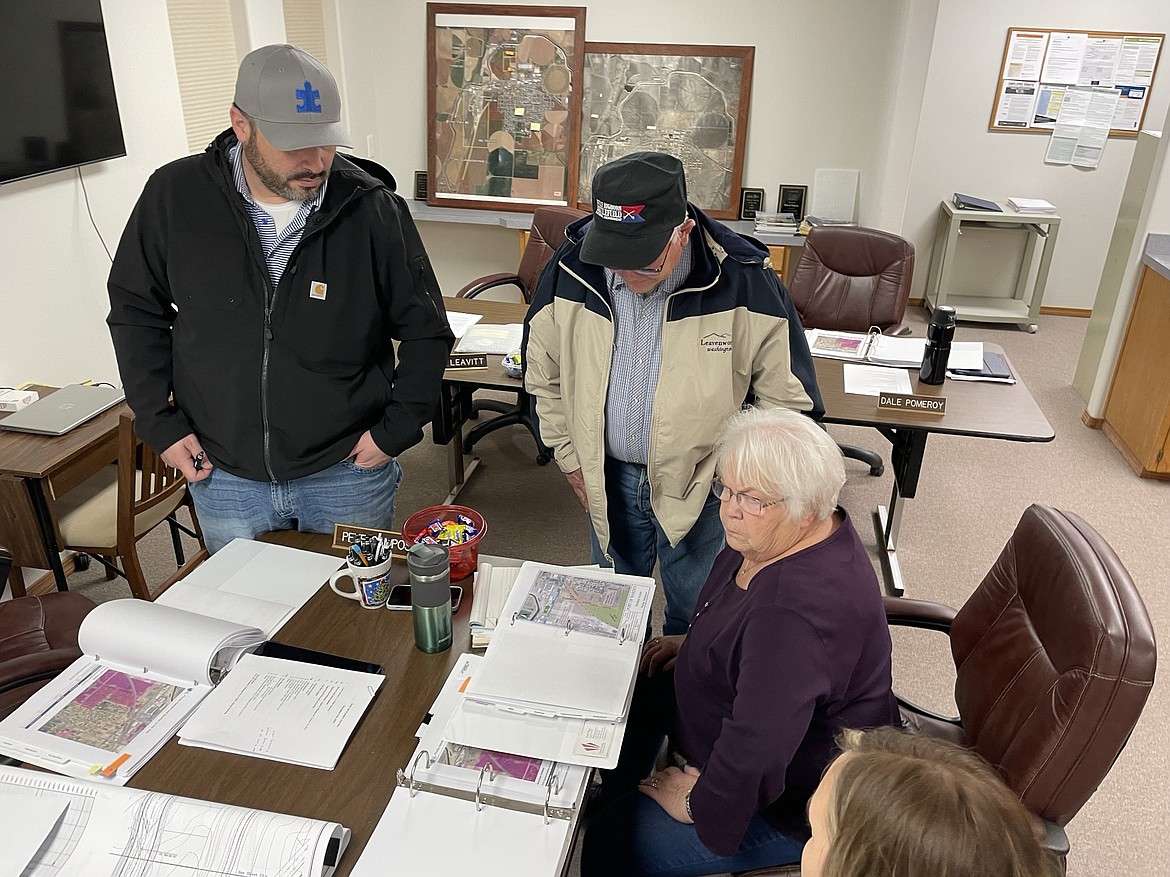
[524,152,823,634]
[108,45,454,552]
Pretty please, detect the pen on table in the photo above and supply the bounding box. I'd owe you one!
[193,451,205,473]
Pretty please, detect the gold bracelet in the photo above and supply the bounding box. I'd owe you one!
[685,789,693,822]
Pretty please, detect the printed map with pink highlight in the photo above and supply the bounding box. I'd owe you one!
[37,669,181,752]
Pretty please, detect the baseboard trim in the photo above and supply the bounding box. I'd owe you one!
[1082,410,1104,429]
[907,299,1092,319]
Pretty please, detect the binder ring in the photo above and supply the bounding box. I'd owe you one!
[511,611,518,626]
[543,772,564,824]
[475,764,496,810]
[408,750,432,797]
[564,621,574,638]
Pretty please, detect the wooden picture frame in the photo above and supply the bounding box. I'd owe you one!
[778,184,808,221]
[578,43,754,220]
[426,3,586,212]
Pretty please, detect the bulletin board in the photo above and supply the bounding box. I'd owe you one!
[989,28,1163,136]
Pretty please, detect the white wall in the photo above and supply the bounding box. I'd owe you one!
[1,0,187,385]
[898,0,1170,309]
[4,0,1169,386]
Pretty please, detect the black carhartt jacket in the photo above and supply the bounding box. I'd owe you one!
[108,129,453,482]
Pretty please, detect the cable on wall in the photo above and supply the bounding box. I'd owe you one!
[77,166,114,262]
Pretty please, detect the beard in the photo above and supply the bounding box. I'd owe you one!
[243,132,328,201]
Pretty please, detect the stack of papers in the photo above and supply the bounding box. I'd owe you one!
[469,559,523,649]
[178,653,384,770]
[1007,197,1056,214]
[0,765,349,877]
[754,211,800,235]
[806,329,984,371]
[454,323,525,354]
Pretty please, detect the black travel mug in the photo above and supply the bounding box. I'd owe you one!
[407,543,453,654]
[919,306,957,385]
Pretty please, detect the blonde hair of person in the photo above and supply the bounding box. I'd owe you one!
[713,405,845,523]
[823,727,1063,877]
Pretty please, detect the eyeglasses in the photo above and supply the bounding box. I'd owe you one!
[626,227,680,276]
[711,478,782,515]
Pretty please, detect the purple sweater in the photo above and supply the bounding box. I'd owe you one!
[673,511,899,855]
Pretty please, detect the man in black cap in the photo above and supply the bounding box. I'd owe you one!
[524,152,823,634]
[108,45,453,552]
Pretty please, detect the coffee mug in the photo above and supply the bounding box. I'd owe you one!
[329,556,393,609]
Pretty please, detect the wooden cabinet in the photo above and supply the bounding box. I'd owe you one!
[1103,265,1170,478]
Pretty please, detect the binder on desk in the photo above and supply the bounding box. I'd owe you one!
[350,655,589,877]
[953,192,1001,212]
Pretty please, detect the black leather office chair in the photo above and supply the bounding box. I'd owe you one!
[455,206,587,463]
[788,226,915,476]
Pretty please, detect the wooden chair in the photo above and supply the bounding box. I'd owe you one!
[53,412,208,600]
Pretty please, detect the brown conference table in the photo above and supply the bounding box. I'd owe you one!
[434,307,1054,596]
[0,386,130,593]
[128,531,486,877]
[814,345,1054,595]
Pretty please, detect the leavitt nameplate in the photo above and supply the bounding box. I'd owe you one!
[447,353,488,370]
[332,523,410,557]
[878,392,947,415]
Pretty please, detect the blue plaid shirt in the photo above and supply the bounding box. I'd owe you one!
[229,143,327,289]
[603,242,695,464]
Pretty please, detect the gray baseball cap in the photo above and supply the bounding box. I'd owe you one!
[234,44,351,151]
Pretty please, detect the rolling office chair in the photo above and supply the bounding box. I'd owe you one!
[738,504,1157,876]
[455,206,587,464]
[0,545,96,721]
[53,412,208,601]
[787,225,915,476]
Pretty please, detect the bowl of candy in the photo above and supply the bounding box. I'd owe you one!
[502,350,523,379]
[401,504,487,581]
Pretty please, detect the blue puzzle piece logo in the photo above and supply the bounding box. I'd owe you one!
[295,80,322,114]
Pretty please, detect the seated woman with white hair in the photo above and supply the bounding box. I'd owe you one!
[581,406,900,877]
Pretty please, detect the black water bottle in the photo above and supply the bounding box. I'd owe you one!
[919,306,956,385]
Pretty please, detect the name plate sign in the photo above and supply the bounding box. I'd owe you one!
[332,523,410,557]
[447,353,488,370]
[878,392,947,415]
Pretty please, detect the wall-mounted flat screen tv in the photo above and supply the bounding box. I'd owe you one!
[0,0,126,185]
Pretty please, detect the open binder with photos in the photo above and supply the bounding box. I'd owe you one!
[350,654,591,877]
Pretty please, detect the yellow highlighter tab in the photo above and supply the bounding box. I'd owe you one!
[101,753,130,777]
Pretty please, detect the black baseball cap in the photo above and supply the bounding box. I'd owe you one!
[580,152,689,269]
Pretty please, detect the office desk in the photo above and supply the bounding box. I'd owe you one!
[815,346,1054,595]
[130,532,466,877]
[0,386,129,593]
[433,298,530,502]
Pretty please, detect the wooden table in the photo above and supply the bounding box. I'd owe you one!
[815,345,1054,594]
[432,298,531,502]
[0,386,129,593]
[129,532,470,877]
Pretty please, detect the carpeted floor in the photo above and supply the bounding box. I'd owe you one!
[42,307,1168,877]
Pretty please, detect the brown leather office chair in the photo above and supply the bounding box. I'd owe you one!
[53,412,208,600]
[738,504,1156,876]
[455,206,587,463]
[0,546,96,721]
[788,225,915,476]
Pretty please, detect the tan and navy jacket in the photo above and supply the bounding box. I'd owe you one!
[523,206,823,555]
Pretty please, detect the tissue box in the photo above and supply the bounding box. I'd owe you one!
[0,389,38,412]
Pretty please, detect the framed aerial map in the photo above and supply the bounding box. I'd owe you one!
[426,3,586,212]
[579,43,754,220]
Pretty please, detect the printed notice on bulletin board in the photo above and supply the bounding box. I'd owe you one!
[989,28,1163,137]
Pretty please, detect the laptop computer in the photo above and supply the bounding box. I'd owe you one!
[0,384,126,435]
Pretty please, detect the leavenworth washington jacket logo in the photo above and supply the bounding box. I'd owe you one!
[700,332,732,352]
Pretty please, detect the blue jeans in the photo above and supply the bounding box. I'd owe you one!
[590,458,725,635]
[188,458,403,553]
[582,791,804,877]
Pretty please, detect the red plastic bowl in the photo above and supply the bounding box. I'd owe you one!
[401,504,487,581]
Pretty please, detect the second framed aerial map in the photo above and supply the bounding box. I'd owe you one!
[426,4,586,212]
[579,43,754,220]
